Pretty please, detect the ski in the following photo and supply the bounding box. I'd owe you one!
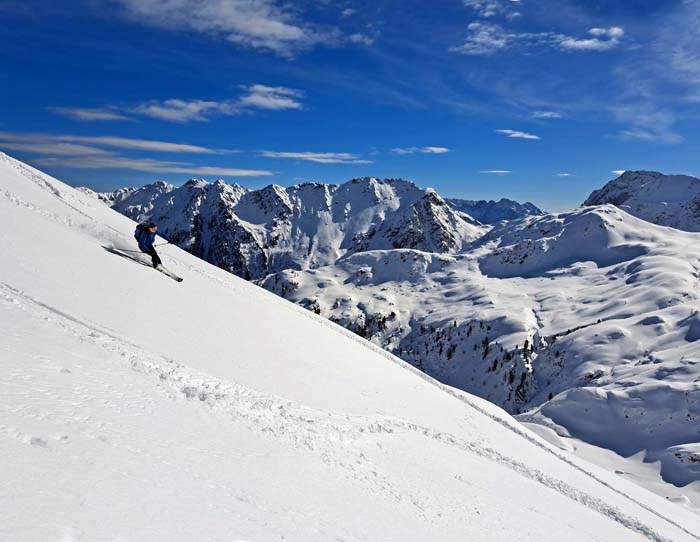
[156,266,183,282]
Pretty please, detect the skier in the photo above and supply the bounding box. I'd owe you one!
[134,222,167,269]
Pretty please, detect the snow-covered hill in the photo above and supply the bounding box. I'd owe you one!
[3,152,700,540]
[446,197,543,223]
[86,177,487,280]
[263,204,700,496]
[584,170,700,231]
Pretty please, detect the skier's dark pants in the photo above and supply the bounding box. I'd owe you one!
[143,247,162,268]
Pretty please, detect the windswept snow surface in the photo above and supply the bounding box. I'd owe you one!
[2,151,700,541]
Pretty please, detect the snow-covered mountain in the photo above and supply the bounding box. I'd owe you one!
[87,177,487,280]
[446,197,543,223]
[584,170,700,231]
[80,180,176,219]
[263,203,700,496]
[6,151,699,539]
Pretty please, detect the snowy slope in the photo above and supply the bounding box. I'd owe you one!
[2,152,700,540]
[263,205,700,496]
[87,177,487,280]
[446,197,543,223]
[584,170,700,231]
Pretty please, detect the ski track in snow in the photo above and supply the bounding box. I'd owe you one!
[1,277,695,542]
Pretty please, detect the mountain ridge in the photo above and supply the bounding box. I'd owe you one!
[83,176,489,280]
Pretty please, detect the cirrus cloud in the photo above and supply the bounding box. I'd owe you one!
[113,0,328,58]
[450,23,625,56]
[559,27,624,51]
[237,84,304,111]
[496,129,540,140]
[392,146,450,155]
[532,111,562,119]
[0,130,269,177]
[49,84,305,124]
[46,107,133,122]
[33,156,273,177]
[0,131,223,154]
[260,151,372,164]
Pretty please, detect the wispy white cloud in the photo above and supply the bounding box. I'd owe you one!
[462,0,516,18]
[1,131,270,177]
[260,151,372,164]
[391,146,450,155]
[49,84,305,123]
[422,146,450,154]
[664,4,700,102]
[450,23,625,56]
[114,0,329,58]
[611,105,684,144]
[0,131,222,154]
[532,110,562,119]
[134,99,236,122]
[46,107,133,122]
[0,142,114,156]
[559,27,624,51]
[238,84,304,110]
[611,170,626,176]
[449,22,510,55]
[33,156,273,177]
[496,129,540,140]
[556,173,574,177]
[348,33,375,46]
[618,128,684,144]
[480,169,510,174]
[341,8,356,17]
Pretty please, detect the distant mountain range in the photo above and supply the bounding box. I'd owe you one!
[446,197,543,223]
[82,177,490,280]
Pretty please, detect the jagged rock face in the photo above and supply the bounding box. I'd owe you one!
[148,180,262,279]
[84,181,177,221]
[378,190,475,252]
[95,176,487,280]
[446,197,543,224]
[583,170,700,231]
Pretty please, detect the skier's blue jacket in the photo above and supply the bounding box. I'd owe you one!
[135,226,166,252]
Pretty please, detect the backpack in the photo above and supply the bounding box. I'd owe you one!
[134,222,151,241]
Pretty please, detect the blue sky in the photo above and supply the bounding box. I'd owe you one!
[1,0,699,211]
